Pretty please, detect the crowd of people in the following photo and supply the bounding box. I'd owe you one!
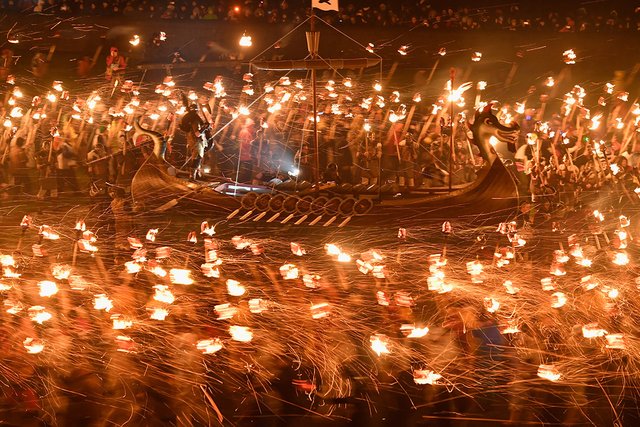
[1,0,640,32]
[2,67,640,226]
[0,208,636,426]
[2,3,640,427]
[0,97,638,423]
[0,102,638,423]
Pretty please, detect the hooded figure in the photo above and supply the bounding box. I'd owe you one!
[106,47,126,81]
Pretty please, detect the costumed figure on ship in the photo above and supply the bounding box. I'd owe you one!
[180,93,213,180]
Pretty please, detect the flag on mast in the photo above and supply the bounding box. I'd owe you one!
[312,0,338,12]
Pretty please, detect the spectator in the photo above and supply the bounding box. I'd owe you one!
[8,136,30,193]
[105,47,126,82]
[87,141,108,196]
[0,0,638,33]
[31,52,48,79]
[55,136,79,195]
[35,139,57,199]
[76,55,92,78]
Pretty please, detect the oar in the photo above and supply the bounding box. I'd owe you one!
[323,216,338,227]
[227,208,241,219]
[252,211,268,222]
[280,213,295,224]
[294,214,309,225]
[309,215,323,226]
[267,212,282,223]
[239,209,255,221]
[338,216,352,227]
[153,186,207,212]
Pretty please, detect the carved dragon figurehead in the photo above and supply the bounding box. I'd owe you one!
[467,103,520,164]
[133,117,167,160]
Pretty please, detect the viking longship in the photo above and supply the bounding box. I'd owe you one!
[131,103,520,226]
[130,12,520,225]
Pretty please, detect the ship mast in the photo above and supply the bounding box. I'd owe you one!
[449,67,455,193]
[249,13,381,186]
[307,11,321,186]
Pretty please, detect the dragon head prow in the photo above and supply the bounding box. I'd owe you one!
[133,116,167,160]
[467,103,520,162]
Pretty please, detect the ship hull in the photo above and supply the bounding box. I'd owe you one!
[131,155,519,226]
